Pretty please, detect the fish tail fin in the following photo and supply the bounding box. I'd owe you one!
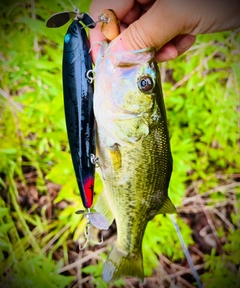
[102,246,144,283]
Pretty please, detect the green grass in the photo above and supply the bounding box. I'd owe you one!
[0,1,239,287]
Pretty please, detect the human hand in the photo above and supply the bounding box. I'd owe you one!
[89,0,240,63]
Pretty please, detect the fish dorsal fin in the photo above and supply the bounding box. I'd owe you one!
[158,196,176,214]
[94,191,115,227]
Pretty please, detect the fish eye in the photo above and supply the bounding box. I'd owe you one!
[137,75,154,93]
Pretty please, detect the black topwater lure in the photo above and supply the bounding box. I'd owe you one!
[46,6,109,249]
[46,8,96,209]
[62,20,95,209]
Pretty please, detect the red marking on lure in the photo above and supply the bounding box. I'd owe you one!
[83,177,94,208]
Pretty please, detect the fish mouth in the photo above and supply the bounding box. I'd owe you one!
[114,112,140,120]
[91,41,155,55]
[106,39,156,55]
[110,104,151,120]
[110,47,155,67]
[125,47,155,54]
[93,40,156,69]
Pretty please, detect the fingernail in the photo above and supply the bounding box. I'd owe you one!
[177,35,196,51]
[160,46,178,59]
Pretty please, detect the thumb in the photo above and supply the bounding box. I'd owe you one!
[118,0,184,52]
[116,0,197,61]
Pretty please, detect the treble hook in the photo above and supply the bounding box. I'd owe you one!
[78,208,104,250]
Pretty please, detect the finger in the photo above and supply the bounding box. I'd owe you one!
[136,0,155,4]
[155,34,196,62]
[89,0,135,62]
[136,0,156,13]
[89,0,134,20]
[116,0,185,51]
[174,34,196,55]
[122,2,141,25]
[155,42,178,62]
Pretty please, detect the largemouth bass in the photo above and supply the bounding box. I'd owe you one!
[93,40,176,282]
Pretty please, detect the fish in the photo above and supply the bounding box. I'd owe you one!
[93,40,176,283]
[62,20,95,209]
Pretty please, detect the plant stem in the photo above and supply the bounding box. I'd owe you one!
[8,172,41,253]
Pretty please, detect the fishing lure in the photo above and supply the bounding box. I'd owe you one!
[46,5,111,248]
[62,19,95,209]
[46,6,96,29]
[46,6,96,209]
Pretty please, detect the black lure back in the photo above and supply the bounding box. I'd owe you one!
[62,20,95,208]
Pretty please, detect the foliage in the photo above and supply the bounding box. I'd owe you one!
[0,0,239,287]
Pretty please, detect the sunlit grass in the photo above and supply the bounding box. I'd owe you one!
[0,1,239,287]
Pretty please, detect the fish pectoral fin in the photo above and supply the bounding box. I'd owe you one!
[94,191,114,227]
[157,196,177,214]
[108,143,122,171]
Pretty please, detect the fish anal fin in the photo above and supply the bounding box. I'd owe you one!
[158,196,176,214]
[103,246,144,283]
[94,191,114,227]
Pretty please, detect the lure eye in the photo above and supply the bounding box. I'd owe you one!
[64,33,71,44]
[137,75,154,93]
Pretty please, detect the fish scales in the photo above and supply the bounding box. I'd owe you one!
[104,130,169,238]
[93,41,176,282]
